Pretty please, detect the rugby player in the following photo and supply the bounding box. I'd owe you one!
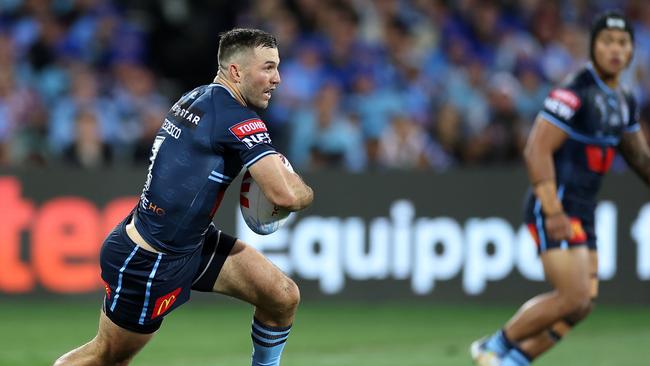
[471,11,650,366]
[54,28,313,366]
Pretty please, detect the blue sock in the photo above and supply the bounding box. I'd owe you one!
[484,329,514,357]
[502,347,532,366]
[251,317,292,366]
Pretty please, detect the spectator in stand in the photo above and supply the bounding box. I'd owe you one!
[482,72,527,164]
[289,82,364,171]
[0,63,45,166]
[111,61,167,159]
[48,64,118,154]
[131,106,167,164]
[0,0,647,172]
[62,108,112,168]
[430,103,463,169]
[515,60,551,123]
[378,113,434,170]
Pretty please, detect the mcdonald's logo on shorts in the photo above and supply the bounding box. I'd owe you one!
[102,280,111,300]
[151,287,182,319]
[569,218,587,244]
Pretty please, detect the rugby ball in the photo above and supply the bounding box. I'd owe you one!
[240,154,295,235]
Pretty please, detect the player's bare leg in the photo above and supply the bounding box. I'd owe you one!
[214,240,300,366]
[214,240,300,325]
[472,247,593,365]
[511,250,598,359]
[505,247,592,340]
[53,310,154,366]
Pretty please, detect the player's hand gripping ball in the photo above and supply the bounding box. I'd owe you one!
[240,154,295,235]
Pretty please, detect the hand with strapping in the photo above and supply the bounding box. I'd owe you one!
[544,211,573,242]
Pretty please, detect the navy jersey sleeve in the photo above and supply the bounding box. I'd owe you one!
[212,106,277,168]
[624,93,641,133]
[538,84,583,134]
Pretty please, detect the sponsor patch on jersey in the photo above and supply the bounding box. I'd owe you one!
[585,145,615,174]
[161,119,182,139]
[169,103,204,128]
[550,89,581,109]
[229,119,272,148]
[544,89,581,120]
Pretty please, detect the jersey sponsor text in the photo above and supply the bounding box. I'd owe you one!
[170,103,203,127]
[162,119,182,139]
[544,89,581,120]
[229,119,272,148]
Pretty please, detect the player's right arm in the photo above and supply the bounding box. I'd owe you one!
[618,129,650,186]
[618,96,650,187]
[248,154,314,211]
[523,115,573,241]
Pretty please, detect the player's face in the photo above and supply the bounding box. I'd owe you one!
[240,46,281,109]
[593,29,633,77]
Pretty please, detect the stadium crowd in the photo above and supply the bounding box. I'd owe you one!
[0,0,649,171]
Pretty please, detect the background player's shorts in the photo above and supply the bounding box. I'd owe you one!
[100,214,236,334]
[524,194,596,253]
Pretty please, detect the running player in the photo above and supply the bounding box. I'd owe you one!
[54,28,313,366]
[471,11,650,366]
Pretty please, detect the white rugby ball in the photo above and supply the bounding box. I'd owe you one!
[240,154,295,235]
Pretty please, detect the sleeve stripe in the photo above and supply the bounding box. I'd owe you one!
[624,123,641,133]
[538,111,620,146]
[210,171,233,181]
[244,150,278,168]
[539,111,574,135]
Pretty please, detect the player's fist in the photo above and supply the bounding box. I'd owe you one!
[545,212,573,242]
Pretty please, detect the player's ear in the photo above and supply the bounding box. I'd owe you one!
[228,63,243,83]
[625,46,634,68]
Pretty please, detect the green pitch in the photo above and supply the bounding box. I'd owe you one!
[1,299,648,366]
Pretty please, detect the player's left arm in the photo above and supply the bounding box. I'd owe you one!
[618,129,650,186]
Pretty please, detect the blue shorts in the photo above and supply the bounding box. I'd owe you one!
[100,214,236,334]
[524,193,596,253]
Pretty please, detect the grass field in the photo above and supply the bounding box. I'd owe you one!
[1,299,648,366]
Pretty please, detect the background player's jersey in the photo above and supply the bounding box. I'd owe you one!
[134,84,277,255]
[535,62,640,208]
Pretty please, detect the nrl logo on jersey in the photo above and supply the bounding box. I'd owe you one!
[544,88,581,120]
[229,118,272,149]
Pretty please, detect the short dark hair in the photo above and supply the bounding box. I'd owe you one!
[217,28,278,68]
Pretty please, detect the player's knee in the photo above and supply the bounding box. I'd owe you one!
[52,341,133,366]
[280,277,301,312]
[92,338,138,365]
[99,348,135,365]
[557,290,591,317]
[566,300,595,324]
[268,277,300,316]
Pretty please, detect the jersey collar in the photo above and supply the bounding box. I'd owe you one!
[586,62,618,96]
[213,72,248,107]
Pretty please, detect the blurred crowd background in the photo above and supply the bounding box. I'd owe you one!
[1,0,649,171]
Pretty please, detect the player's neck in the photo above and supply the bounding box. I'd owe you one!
[214,72,247,107]
[599,73,620,89]
[593,64,620,89]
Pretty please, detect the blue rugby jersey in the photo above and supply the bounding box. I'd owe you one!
[534,62,640,205]
[134,84,277,254]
